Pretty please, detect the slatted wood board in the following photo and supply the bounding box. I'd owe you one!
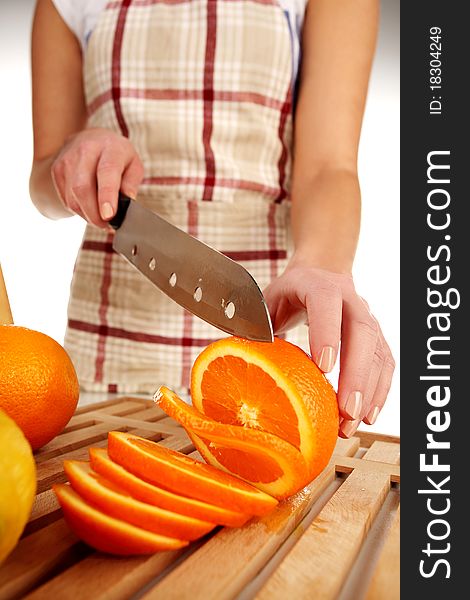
[0,397,400,600]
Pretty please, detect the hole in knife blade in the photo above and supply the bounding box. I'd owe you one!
[131,245,137,256]
[193,287,203,302]
[224,301,235,319]
[149,257,156,271]
[169,273,177,287]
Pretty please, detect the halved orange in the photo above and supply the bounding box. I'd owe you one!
[64,460,215,541]
[53,484,188,555]
[163,337,338,498]
[107,431,278,516]
[89,447,250,527]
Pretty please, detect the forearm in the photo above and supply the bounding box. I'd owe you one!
[290,167,361,274]
[30,0,88,221]
[288,0,378,274]
[29,156,73,220]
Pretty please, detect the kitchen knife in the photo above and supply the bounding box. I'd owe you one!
[109,194,274,342]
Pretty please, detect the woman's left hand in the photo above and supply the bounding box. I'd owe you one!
[263,262,395,438]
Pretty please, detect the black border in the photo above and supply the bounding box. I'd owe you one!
[401,2,466,593]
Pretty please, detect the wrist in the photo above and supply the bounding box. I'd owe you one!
[289,168,361,275]
[289,249,354,275]
[29,157,74,220]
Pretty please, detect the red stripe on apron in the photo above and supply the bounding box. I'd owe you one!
[95,0,132,382]
[202,0,217,201]
[181,201,199,389]
[222,249,287,261]
[82,240,287,261]
[83,240,114,253]
[142,175,279,198]
[275,85,292,204]
[89,88,285,116]
[111,0,132,138]
[70,319,215,347]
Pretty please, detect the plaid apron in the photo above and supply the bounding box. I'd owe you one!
[64,0,308,395]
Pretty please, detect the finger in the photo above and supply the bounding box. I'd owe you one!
[338,416,344,434]
[273,297,306,333]
[359,342,383,421]
[64,194,87,221]
[363,332,395,425]
[337,299,379,421]
[263,280,306,333]
[53,156,91,221]
[96,149,126,220]
[121,155,144,199]
[67,148,104,227]
[339,418,361,439]
[51,159,67,206]
[305,280,342,373]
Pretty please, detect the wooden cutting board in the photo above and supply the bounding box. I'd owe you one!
[0,397,400,600]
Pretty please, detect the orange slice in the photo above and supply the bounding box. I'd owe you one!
[107,431,278,516]
[89,447,250,527]
[156,386,308,498]
[53,484,188,555]
[163,337,338,498]
[63,460,215,541]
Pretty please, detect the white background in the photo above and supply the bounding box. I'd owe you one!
[0,1,400,435]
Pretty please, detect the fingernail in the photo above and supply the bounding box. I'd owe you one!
[101,202,114,220]
[364,405,380,425]
[343,391,363,420]
[317,346,336,373]
[339,419,360,439]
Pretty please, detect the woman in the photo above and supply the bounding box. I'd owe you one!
[29,0,395,438]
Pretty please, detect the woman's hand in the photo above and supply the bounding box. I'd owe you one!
[31,3,144,223]
[51,128,144,228]
[276,0,387,436]
[263,262,395,438]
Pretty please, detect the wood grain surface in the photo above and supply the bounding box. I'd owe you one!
[366,506,400,600]
[0,397,400,600]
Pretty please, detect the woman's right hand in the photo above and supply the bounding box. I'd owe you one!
[51,128,144,228]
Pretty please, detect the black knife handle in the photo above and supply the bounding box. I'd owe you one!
[108,193,131,230]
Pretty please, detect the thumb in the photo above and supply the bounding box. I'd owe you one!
[264,281,306,334]
[263,282,282,329]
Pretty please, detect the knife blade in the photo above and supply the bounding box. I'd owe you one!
[109,194,274,342]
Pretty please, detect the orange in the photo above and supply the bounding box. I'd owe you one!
[108,431,278,515]
[0,325,79,450]
[63,460,215,541]
[53,484,188,555]
[157,386,308,499]
[157,336,338,498]
[89,447,250,527]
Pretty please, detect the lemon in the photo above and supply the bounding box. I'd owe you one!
[0,409,36,564]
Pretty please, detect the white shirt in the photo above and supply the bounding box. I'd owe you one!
[52,0,306,81]
[52,0,107,53]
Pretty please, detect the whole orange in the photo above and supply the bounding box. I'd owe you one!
[0,325,79,450]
